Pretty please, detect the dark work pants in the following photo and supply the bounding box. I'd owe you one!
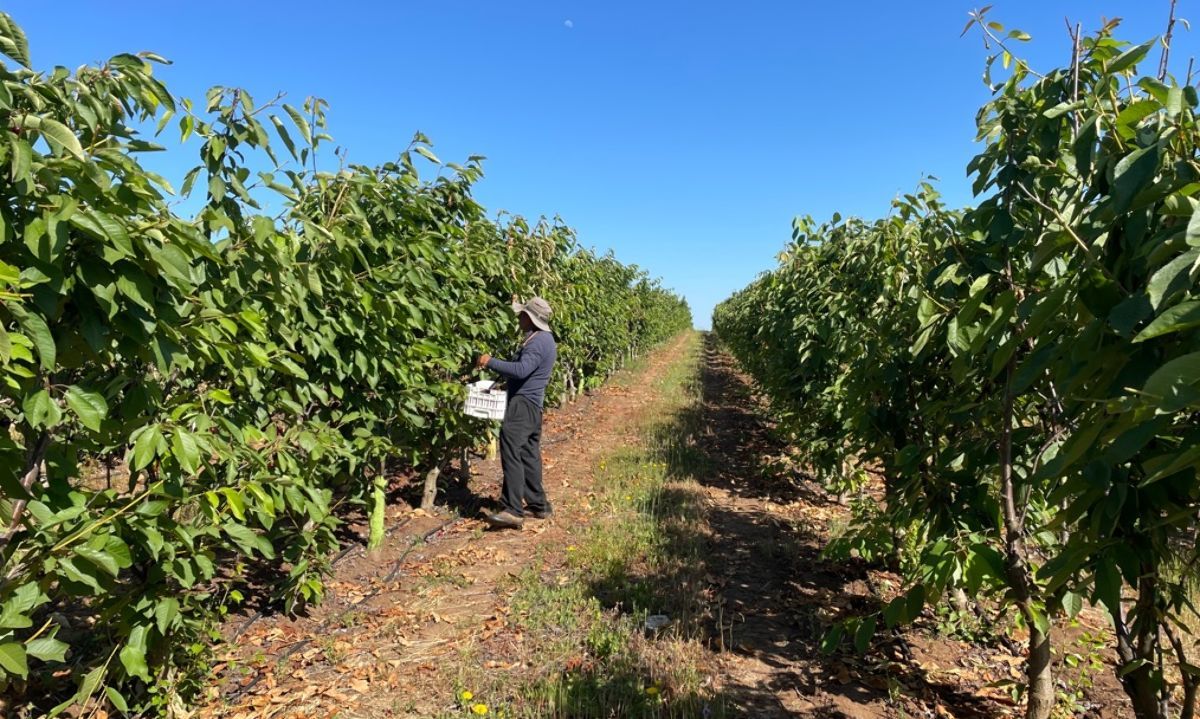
[499,395,548,517]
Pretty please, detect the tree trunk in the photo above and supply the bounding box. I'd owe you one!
[420,464,441,511]
[998,363,1054,719]
[0,432,49,554]
[367,460,387,550]
[1025,619,1055,719]
[1113,581,1168,719]
[1166,623,1197,719]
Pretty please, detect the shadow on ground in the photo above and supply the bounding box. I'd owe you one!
[584,334,1006,718]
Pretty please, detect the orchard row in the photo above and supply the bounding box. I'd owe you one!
[716,16,1200,719]
[0,14,690,715]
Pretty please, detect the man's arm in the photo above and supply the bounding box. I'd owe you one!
[486,344,543,380]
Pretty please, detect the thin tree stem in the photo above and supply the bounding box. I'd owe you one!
[1159,0,1179,81]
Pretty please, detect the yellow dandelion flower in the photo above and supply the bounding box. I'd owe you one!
[472,704,489,715]
[461,691,474,701]
[646,686,659,696]
[566,545,576,552]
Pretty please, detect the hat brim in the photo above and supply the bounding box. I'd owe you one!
[514,304,551,332]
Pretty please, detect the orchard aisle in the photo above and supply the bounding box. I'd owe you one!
[200,334,1124,719]
[675,339,1126,719]
[199,334,698,718]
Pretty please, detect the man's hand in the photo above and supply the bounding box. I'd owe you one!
[476,353,492,369]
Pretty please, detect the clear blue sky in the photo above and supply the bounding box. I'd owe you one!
[6,2,1197,328]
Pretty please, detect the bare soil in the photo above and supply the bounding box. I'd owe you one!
[197,335,694,718]
[197,334,1129,719]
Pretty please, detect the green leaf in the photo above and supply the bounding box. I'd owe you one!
[17,115,84,159]
[49,664,105,717]
[0,12,32,67]
[130,424,164,471]
[0,324,12,363]
[25,636,68,663]
[270,115,299,160]
[155,597,179,634]
[208,174,225,199]
[171,428,202,474]
[76,545,121,577]
[105,536,132,569]
[224,522,276,559]
[16,311,55,371]
[64,386,108,432]
[883,596,907,628]
[284,104,312,145]
[59,556,105,592]
[274,356,309,380]
[1186,203,1200,246]
[1168,86,1183,118]
[0,260,20,286]
[153,243,194,289]
[23,388,61,429]
[1147,248,1199,309]
[1112,144,1159,214]
[1108,39,1156,74]
[1134,301,1200,342]
[1119,658,1151,677]
[1142,352,1200,403]
[1062,592,1084,619]
[0,602,31,629]
[0,641,27,677]
[414,145,441,165]
[220,488,246,521]
[180,166,201,197]
[69,211,133,258]
[1027,603,1050,635]
[118,624,150,681]
[905,584,926,622]
[1095,561,1122,612]
[8,135,30,182]
[819,624,843,654]
[105,686,130,714]
[853,616,877,654]
[1115,100,1160,138]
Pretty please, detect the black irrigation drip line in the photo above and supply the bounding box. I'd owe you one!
[223,516,461,702]
[229,519,410,641]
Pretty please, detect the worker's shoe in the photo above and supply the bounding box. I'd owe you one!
[485,510,524,529]
[527,506,553,520]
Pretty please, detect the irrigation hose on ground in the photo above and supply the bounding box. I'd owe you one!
[223,516,462,701]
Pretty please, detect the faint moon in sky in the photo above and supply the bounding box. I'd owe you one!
[564,19,574,29]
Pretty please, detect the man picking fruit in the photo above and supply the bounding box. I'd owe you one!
[476,297,557,529]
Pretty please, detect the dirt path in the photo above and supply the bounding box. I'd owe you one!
[687,338,1124,719]
[684,340,914,717]
[199,335,695,718]
[201,334,1126,719]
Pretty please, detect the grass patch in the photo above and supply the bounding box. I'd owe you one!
[446,332,728,718]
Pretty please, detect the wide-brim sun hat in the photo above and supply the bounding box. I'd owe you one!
[512,296,552,332]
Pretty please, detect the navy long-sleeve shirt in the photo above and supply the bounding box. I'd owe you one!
[486,331,557,408]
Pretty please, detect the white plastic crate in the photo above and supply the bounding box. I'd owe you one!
[464,380,507,420]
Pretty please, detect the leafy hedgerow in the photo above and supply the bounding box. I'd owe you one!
[0,14,690,716]
[716,13,1200,719]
